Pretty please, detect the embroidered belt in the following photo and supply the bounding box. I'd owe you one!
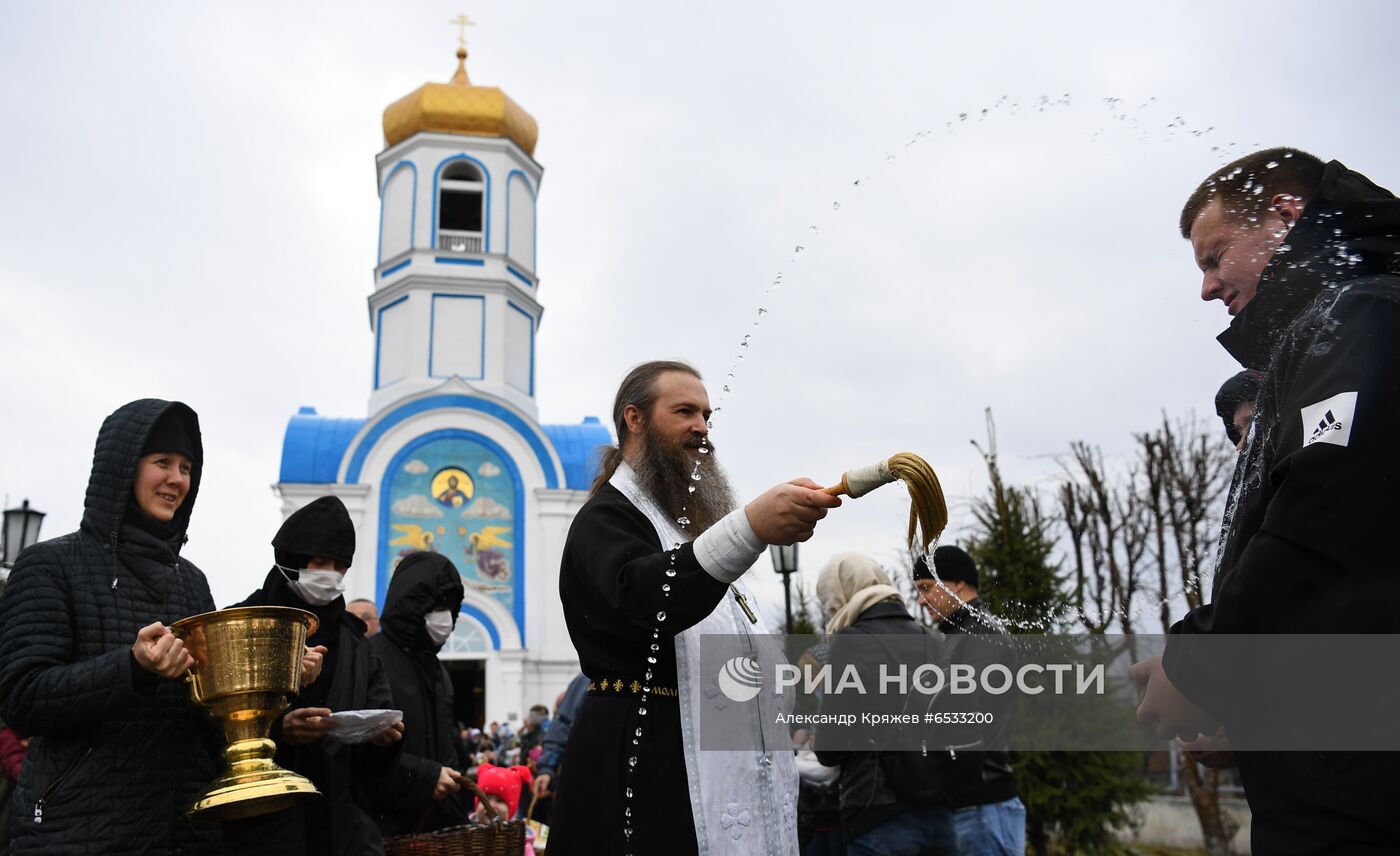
[587,677,679,699]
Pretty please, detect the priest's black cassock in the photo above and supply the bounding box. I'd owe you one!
[548,462,796,856]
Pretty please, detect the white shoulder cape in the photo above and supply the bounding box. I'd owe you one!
[610,464,799,856]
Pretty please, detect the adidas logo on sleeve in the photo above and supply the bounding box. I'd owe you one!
[1301,391,1358,448]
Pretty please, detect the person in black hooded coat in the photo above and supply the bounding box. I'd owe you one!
[224,496,403,856]
[368,552,472,837]
[0,399,221,854]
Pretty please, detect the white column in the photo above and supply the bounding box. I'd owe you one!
[487,648,528,724]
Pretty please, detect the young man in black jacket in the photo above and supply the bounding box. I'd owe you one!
[1133,148,1400,853]
[915,546,1024,856]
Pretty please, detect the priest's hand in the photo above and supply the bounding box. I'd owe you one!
[282,707,337,745]
[433,766,467,799]
[1130,655,1219,741]
[372,719,405,747]
[746,479,842,544]
[301,645,328,687]
[132,622,194,679]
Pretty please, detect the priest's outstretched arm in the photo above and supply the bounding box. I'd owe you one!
[566,478,839,637]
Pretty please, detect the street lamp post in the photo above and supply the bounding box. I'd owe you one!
[1,499,47,589]
[768,543,799,635]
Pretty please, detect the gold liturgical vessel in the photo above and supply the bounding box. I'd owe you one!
[172,606,320,821]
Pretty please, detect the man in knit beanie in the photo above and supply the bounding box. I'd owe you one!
[913,546,1025,855]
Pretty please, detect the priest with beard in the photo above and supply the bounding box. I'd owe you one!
[549,360,841,856]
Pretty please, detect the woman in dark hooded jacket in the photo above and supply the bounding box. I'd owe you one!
[0,399,221,854]
[224,495,404,856]
[367,551,472,836]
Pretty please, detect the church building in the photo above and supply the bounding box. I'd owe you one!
[274,41,608,727]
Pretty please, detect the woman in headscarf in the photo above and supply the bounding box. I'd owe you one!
[813,553,958,856]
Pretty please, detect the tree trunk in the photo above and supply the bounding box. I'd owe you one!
[1179,752,1239,856]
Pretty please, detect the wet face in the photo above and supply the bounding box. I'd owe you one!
[915,579,968,622]
[132,452,193,522]
[1191,197,1297,316]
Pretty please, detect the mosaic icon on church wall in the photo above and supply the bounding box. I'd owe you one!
[384,437,518,617]
[432,467,474,507]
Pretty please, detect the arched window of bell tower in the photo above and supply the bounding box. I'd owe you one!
[437,160,487,254]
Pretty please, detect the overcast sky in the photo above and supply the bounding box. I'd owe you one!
[2,1,1396,622]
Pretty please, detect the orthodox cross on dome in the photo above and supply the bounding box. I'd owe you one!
[448,13,476,50]
[447,13,477,84]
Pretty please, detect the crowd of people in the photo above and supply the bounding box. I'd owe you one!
[0,400,548,854]
[2,145,1398,855]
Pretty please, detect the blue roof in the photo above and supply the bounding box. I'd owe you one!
[278,407,366,483]
[543,417,613,490]
[279,406,612,491]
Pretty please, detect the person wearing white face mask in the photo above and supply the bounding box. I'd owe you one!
[226,495,405,856]
[368,551,473,837]
[424,608,455,645]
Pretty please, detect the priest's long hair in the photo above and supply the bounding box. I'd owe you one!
[590,360,703,496]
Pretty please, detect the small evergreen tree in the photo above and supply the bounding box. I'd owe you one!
[967,440,1066,631]
[791,573,819,636]
[967,410,1152,855]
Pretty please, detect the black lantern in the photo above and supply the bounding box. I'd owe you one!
[2,499,46,567]
[768,543,799,635]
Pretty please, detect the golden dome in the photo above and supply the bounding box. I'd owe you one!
[382,48,538,155]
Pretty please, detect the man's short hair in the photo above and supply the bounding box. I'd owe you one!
[1179,147,1326,239]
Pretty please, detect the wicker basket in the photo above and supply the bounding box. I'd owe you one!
[384,776,527,856]
[383,821,526,856]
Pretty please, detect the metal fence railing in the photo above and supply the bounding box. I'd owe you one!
[438,231,484,254]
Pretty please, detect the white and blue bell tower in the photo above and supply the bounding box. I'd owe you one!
[274,41,609,726]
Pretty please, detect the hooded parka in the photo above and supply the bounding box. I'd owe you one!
[1163,161,1400,853]
[367,552,469,837]
[224,496,399,856]
[0,399,220,854]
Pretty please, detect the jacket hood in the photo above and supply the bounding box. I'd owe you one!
[81,399,203,546]
[1218,160,1400,368]
[381,551,464,651]
[272,495,356,568]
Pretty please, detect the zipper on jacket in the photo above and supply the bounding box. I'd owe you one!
[34,745,94,825]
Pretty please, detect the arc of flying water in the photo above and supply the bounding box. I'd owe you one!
[709,91,1220,422]
[699,93,1228,632]
[712,91,1173,427]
